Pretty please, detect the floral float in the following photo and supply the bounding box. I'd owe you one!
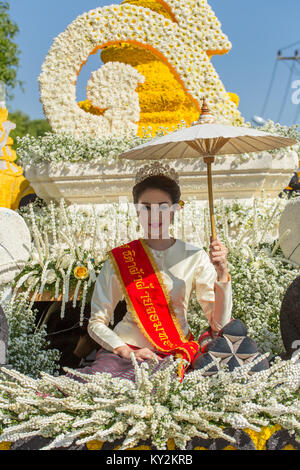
[1,0,299,452]
[39,0,243,139]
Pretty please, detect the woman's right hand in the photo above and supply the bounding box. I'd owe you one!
[113,345,162,361]
[134,347,163,362]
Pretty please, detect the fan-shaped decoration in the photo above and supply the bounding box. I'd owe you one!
[0,208,31,284]
[280,275,300,359]
[279,197,300,266]
[192,319,269,375]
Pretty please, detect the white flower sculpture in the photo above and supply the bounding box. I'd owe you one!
[39,0,243,139]
[86,62,145,136]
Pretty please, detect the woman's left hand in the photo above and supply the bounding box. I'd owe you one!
[209,238,229,281]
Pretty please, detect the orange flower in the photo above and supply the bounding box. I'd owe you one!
[74,266,89,280]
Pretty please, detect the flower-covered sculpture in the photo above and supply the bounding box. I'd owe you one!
[0,109,34,209]
[85,61,145,136]
[39,0,243,139]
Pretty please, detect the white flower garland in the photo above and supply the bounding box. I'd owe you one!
[72,280,82,309]
[80,281,88,327]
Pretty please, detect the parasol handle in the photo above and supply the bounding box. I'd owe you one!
[204,156,217,241]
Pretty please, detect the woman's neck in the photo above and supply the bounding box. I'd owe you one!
[143,236,176,251]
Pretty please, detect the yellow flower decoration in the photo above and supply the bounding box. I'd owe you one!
[74,266,89,280]
[0,108,35,209]
[243,424,282,450]
[86,440,104,450]
[0,441,12,450]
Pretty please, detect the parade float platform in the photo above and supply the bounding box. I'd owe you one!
[1,426,300,451]
[23,151,298,205]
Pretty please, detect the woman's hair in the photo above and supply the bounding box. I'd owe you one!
[132,175,181,205]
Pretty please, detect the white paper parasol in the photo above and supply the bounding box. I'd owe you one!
[119,99,297,239]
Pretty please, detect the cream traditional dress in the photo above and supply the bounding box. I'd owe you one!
[88,238,232,352]
[68,237,234,382]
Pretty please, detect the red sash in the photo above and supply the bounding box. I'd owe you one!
[108,238,199,379]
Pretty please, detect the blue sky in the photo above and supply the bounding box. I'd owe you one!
[6,0,300,127]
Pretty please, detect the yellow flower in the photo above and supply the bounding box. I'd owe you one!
[86,440,103,450]
[243,424,282,450]
[228,92,240,107]
[121,0,175,21]
[167,438,176,450]
[0,441,12,450]
[42,0,244,138]
[74,265,89,280]
[78,100,105,116]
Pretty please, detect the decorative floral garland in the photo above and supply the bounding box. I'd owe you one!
[15,131,149,166]
[39,0,243,138]
[0,351,299,450]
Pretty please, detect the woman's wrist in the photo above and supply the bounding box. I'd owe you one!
[216,265,229,282]
[113,345,133,359]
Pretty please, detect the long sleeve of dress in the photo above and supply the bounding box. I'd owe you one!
[193,249,232,332]
[87,259,127,352]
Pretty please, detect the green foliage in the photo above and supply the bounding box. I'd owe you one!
[0,2,23,97]
[8,110,51,149]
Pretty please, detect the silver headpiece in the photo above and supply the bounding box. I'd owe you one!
[135,161,179,185]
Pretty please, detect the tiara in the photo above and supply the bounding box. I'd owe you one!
[135,161,179,185]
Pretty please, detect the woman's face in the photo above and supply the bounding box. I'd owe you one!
[136,188,177,239]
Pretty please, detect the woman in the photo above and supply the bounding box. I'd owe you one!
[75,162,267,381]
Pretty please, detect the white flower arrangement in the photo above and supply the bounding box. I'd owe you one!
[38,0,243,138]
[86,61,145,136]
[8,199,115,326]
[229,120,300,168]
[15,131,148,166]
[187,194,300,354]
[15,120,299,168]
[2,296,60,379]
[0,351,299,449]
